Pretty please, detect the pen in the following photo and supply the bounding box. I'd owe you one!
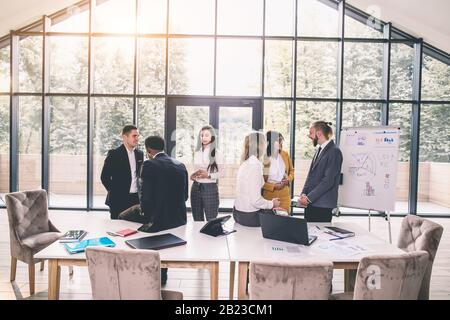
[315,226,320,230]
[329,237,344,241]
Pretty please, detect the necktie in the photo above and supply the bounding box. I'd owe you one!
[313,146,322,166]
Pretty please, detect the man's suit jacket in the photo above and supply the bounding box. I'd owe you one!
[100,144,144,213]
[139,152,188,232]
[301,140,343,209]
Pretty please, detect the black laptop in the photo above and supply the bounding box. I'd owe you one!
[125,233,186,250]
[259,212,317,246]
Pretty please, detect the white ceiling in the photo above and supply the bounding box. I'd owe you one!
[347,0,450,53]
[1,0,449,53]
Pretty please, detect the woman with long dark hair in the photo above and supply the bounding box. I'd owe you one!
[190,125,224,221]
[262,131,295,213]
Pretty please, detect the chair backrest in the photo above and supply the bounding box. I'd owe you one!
[397,215,443,300]
[249,260,333,300]
[5,190,51,241]
[86,247,162,300]
[353,251,429,300]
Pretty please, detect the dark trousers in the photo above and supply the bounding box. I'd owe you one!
[191,182,219,221]
[117,204,146,223]
[232,208,274,227]
[110,192,139,220]
[304,205,333,223]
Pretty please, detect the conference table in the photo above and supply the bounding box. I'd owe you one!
[35,214,229,300]
[35,214,404,300]
[226,221,405,299]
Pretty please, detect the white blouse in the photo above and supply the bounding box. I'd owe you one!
[193,146,224,183]
[234,155,273,212]
[267,154,286,183]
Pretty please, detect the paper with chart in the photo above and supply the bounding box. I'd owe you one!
[338,127,400,212]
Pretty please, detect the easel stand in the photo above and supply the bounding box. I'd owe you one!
[368,209,392,244]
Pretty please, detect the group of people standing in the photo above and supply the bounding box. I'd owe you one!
[100,121,343,283]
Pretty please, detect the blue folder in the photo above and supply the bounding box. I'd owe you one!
[63,236,116,254]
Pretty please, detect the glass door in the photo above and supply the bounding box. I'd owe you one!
[166,97,261,209]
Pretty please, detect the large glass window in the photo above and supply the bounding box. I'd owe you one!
[216,39,262,96]
[264,40,293,98]
[18,36,42,93]
[168,38,214,95]
[389,103,412,214]
[345,13,383,38]
[50,4,89,32]
[422,54,450,101]
[49,97,87,207]
[0,43,10,92]
[344,42,383,99]
[93,98,133,208]
[265,0,295,36]
[418,104,450,215]
[294,101,336,195]
[137,98,165,148]
[138,0,167,34]
[49,36,88,93]
[0,96,9,200]
[94,0,136,34]
[93,37,134,94]
[169,0,215,34]
[263,100,292,151]
[139,38,166,95]
[217,0,263,36]
[298,0,339,37]
[297,41,338,98]
[390,43,414,100]
[18,96,42,191]
[342,103,382,127]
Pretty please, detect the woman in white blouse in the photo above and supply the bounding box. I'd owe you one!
[190,125,224,221]
[233,132,281,227]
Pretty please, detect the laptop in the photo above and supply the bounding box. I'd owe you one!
[125,233,187,250]
[259,212,317,246]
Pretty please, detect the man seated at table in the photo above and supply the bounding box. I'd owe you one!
[118,135,189,285]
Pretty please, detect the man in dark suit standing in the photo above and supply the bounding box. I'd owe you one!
[119,135,188,285]
[299,121,343,222]
[100,125,144,220]
[120,135,189,232]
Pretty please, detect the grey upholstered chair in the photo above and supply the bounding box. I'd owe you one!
[5,189,62,295]
[397,214,443,300]
[331,251,430,300]
[249,260,333,300]
[86,247,183,300]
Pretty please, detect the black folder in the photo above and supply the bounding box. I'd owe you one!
[125,233,187,250]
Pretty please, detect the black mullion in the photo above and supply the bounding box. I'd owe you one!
[87,0,95,210]
[42,17,51,192]
[10,33,19,192]
[381,23,391,125]
[290,0,298,200]
[336,0,345,146]
[409,40,423,215]
[133,0,139,125]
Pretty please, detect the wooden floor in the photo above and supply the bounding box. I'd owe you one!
[0,209,449,300]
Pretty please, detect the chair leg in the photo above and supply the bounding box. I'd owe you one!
[10,257,17,282]
[40,260,45,271]
[28,264,35,295]
[69,266,74,276]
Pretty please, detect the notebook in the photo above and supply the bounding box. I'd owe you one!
[59,230,87,243]
[125,233,186,250]
[106,228,138,237]
[63,237,116,254]
[324,226,355,239]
